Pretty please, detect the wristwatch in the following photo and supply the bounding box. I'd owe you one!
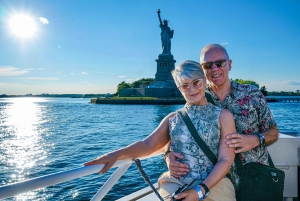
[199,183,210,199]
[256,133,265,146]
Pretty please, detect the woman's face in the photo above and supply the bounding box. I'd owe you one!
[178,77,207,105]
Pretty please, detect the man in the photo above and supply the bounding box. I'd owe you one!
[165,44,278,181]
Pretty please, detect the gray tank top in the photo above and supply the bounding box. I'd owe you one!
[169,103,222,181]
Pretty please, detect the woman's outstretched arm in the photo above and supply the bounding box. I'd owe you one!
[84,112,175,173]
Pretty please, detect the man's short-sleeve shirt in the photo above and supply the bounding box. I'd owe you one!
[206,81,277,165]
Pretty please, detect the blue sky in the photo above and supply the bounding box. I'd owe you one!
[0,0,299,95]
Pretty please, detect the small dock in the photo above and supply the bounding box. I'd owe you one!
[266,97,300,103]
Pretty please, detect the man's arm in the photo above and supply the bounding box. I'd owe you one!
[225,125,278,153]
[263,125,279,146]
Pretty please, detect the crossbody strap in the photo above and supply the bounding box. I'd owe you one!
[179,108,217,165]
[205,92,215,106]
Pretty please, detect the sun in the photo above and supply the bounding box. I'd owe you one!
[9,14,37,38]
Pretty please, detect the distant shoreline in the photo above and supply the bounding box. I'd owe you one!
[1,94,300,104]
[90,97,186,105]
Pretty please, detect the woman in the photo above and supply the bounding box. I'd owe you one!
[84,60,236,201]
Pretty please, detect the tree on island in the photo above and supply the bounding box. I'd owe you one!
[231,78,268,96]
[116,81,131,95]
[231,78,259,88]
[115,78,155,95]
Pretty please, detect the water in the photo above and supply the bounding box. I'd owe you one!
[0,97,299,201]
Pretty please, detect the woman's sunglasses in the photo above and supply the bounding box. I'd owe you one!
[201,59,227,70]
[178,78,203,92]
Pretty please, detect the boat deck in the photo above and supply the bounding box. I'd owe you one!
[118,133,300,201]
[116,183,159,201]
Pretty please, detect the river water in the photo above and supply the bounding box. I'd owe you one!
[0,97,299,201]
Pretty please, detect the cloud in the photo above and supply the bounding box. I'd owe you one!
[82,71,88,75]
[220,42,228,46]
[118,75,126,78]
[91,71,113,75]
[39,17,49,24]
[0,66,28,76]
[17,77,59,81]
[287,80,300,85]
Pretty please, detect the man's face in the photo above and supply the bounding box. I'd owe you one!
[201,48,232,88]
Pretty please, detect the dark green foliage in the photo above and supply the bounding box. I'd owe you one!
[232,78,259,88]
[116,78,154,94]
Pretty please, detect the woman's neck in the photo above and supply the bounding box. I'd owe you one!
[187,97,208,106]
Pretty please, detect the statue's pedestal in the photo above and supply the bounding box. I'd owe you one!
[155,53,176,81]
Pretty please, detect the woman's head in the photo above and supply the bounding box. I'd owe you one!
[172,60,205,87]
[172,60,207,105]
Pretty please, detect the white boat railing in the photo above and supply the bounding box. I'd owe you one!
[0,153,161,201]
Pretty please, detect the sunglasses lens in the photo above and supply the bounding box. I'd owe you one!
[215,61,222,67]
[181,84,189,91]
[202,62,213,69]
[193,79,202,88]
[215,60,225,67]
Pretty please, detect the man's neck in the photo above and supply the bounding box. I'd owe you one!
[210,80,231,102]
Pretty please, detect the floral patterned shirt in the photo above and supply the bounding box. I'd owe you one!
[206,81,277,165]
[169,103,222,181]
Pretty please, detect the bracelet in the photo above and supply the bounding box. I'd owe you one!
[194,185,203,200]
[199,183,210,198]
[163,151,171,163]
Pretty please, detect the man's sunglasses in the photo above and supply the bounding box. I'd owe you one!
[201,59,227,70]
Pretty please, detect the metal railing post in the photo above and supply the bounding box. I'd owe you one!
[91,163,132,201]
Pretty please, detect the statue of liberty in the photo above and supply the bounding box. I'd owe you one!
[157,9,174,55]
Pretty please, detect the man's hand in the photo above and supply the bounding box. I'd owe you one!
[225,133,260,153]
[165,151,189,178]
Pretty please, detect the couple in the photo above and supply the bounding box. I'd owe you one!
[84,44,278,201]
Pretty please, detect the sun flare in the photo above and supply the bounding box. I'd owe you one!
[9,14,37,38]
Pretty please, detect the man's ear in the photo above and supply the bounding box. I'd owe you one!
[227,60,232,71]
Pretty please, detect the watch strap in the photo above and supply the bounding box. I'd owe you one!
[256,133,265,146]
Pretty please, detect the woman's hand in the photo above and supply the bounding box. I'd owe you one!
[173,188,199,201]
[84,152,119,174]
[166,151,190,178]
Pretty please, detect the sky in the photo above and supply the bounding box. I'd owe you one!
[0,0,300,95]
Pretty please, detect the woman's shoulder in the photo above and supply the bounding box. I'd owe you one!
[219,109,234,122]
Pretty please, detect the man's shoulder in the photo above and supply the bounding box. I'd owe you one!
[232,81,260,95]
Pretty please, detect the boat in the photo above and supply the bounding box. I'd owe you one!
[0,132,299,201]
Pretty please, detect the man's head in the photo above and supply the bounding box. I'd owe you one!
[200,44,232,88]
